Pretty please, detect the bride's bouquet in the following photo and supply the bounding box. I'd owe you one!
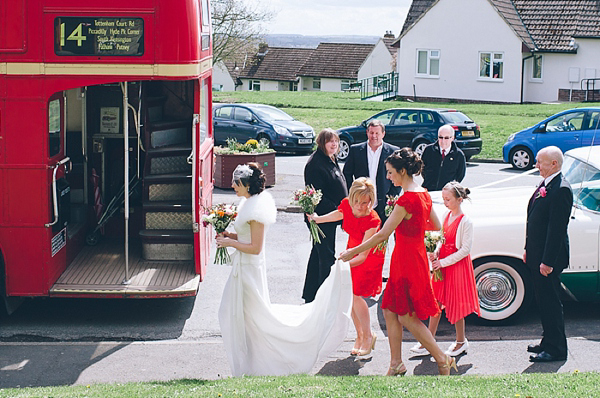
[202,203,238,264]
[425,229,445,281]
[291,185,326,244]
[375,194,399,253]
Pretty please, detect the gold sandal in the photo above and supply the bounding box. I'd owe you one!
[437,355,458,376]
[386,362,407,376]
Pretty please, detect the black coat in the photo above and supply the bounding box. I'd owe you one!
[304,149,348,215]
[421,141,466,191]
[525,174,572,270]
[342,141,400,221]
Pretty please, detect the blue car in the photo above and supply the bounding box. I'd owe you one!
[503,107,600,169]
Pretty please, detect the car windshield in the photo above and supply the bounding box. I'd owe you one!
[251,106,294,122]
[440,111,474,124]
[563,154,600,212]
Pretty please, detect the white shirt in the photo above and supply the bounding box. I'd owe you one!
[543,170,561,186]
[440,147,448,157]
[367,144,382,208]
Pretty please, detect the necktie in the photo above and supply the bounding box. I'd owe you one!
[441,150,446,160]
[530,181,545,206]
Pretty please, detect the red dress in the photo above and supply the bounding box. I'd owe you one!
[381,191,440,320]
[338,198,384,297]
[431,213,481,324]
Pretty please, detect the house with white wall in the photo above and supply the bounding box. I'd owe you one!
[394,0,600,103]
[212,60,238,92]
[357,32,396,81]
[237,46,314,92]
[297,43,375,92]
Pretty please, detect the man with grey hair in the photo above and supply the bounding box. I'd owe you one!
[525,145,572,362]
[421,124,466,191]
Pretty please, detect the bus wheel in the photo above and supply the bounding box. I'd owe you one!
[86,232,100,246]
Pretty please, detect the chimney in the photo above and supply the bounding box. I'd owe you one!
[257,43,269,57]
[384,31,395,39]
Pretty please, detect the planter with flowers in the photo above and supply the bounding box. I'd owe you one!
[214,139,276,188]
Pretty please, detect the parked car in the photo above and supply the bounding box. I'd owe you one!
[335,108,482,161]
[432,146,600,323]
[503,107,600,170]
[213,103,315,153]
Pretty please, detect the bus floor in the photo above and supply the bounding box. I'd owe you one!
[49,237,199,297]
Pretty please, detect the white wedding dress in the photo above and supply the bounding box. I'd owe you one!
[218,191,353,376]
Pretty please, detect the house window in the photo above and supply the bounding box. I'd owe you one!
[312,78,321,90]
[341,80,352,91]
[532,54,543,80]
[416,49,440,77]
[479,52,504,80]
[248,80,260,91]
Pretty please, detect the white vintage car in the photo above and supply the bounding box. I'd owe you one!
[432,146,600,323]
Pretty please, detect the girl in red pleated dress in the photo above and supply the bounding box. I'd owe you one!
[410,182,480,358]
[309,177,384,357]
[340,148,457,376]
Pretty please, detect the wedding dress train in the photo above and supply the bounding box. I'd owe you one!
[218,191,353,376]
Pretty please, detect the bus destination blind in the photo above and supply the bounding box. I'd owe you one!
[55,17,144,56]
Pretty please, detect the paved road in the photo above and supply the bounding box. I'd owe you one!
[1,155,599,388]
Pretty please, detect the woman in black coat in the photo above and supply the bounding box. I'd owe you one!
[302,128,348,303]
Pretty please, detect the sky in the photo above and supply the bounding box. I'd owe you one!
[263,0,412,37]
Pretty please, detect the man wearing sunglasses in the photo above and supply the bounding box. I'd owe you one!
[421,124,466,191]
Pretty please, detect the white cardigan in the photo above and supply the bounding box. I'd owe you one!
[439,213,474,268]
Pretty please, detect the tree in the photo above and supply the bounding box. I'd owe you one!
[211,0,273,66]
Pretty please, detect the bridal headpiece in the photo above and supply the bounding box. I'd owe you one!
[233,164,254,182]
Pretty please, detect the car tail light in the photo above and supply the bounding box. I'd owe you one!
[451,125,459,131]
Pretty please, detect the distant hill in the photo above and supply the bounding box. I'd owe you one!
[264,34,380,48]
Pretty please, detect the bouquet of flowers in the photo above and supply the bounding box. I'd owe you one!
[291,185,325,244]
[425,229,445,281]
[202,203,238,264]
[375,194,399,253]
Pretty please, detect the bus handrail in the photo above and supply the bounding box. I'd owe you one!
[45,157,71,228]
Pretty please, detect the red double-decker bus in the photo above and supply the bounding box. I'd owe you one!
[0,0,214,312]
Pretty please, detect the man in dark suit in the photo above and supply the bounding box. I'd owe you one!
[421,124,466,191]
[343,120,400,224]
[525,146,573,362]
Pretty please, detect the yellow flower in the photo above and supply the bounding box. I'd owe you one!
[246,139,259,148]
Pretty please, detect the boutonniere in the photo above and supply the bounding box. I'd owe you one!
[536,186,547,199]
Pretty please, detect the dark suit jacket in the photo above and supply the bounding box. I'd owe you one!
[421,141,466,192]
[304,148,348,215]
[525,173,573,271]
[343,141,400,221]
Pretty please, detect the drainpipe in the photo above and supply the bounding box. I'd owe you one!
[521,54,534,104]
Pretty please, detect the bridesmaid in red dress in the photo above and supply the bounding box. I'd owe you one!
[340,148,457,376]
[410,182,481,358]
[309,177,384,357]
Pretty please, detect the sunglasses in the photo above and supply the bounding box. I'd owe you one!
[438,136,453,140]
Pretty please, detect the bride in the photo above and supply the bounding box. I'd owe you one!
[216,163,353,377]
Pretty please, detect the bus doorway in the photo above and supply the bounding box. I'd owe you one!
[51,80,204,297]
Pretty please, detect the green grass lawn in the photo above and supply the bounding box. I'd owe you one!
[2,372,598,397]
[214,91,600,160]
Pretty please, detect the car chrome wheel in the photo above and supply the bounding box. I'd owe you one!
[337,139,350,161]
[510,147,533,170]
[474,259,530,322]
[414,141,428,156]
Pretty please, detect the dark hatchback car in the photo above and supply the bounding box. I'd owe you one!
[336,108,483,161]
[213,103,315,153]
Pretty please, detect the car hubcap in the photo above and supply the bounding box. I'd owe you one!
[513,151,530,168]
[476,269,517,312]
[338,141,349,160]
[415,143,427,156]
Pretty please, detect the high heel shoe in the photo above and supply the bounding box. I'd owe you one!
[350,345,360,356]
[357,334,377,357]
[437,355,458,376]
[386,362,407,376]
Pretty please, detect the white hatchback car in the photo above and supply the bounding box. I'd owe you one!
[432,146,600,323]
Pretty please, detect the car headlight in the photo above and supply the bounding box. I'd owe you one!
[507,133,516,141]
[274,125,293,137]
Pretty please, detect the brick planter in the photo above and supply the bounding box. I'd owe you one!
[214,152,276,189]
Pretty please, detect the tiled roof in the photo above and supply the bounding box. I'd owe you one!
[382,37,397,54]
[513,0,600,52]
[239,47,314,82]
[398,0,600,52]
[296,43,375,79]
